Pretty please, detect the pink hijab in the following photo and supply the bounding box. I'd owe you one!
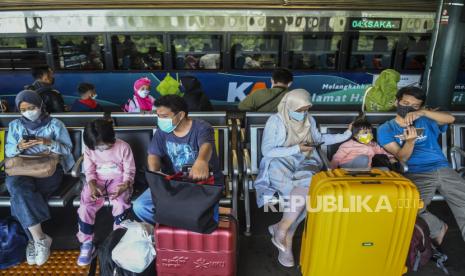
[133,77,154,111]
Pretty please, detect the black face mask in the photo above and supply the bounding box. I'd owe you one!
[396,104,417,118]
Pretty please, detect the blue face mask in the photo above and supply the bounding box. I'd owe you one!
[157,114,180,133]
[289,111,306,121]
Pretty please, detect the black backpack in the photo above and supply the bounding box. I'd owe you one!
[98,228,156,276]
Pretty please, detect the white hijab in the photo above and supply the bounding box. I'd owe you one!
[277,89,313,147]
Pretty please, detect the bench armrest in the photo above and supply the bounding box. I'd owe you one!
[243,148,252,176]
[71,155,84,178]
[315,146,331,171]
[240,128,246,144]
[231,149,239,219]
[450,146,465,171]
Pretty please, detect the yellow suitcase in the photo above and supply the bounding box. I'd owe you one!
[300,169,422,276]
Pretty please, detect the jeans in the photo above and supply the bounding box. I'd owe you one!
[133,188,155,224]
[5,165,63,239]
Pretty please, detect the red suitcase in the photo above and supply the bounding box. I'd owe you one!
[155,216,237,276]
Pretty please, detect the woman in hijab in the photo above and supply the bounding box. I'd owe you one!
[179,76,213,112]
[5,90,74,266]
[124,77,156,113]
[254,89,352,267]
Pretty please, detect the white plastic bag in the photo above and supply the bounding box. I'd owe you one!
[111,221,156,273]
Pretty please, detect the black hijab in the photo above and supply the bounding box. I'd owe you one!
[15,90,52,130]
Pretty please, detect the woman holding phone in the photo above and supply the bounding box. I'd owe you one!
[254,89,352,267]
[5,90,74,266]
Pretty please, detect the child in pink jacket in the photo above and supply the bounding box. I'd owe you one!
[76,119,135,266]
[331,118,393,169]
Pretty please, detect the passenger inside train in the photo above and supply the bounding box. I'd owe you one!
[71,82,104,112]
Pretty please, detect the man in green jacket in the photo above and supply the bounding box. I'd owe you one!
[238,68,293,112]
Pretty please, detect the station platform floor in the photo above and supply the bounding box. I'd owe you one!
[1,196,464,275]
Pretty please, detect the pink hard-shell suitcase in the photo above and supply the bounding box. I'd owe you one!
[155,216,237,276]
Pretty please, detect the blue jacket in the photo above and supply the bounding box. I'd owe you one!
[6,118,75,172]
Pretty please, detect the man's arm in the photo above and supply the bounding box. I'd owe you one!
[190,143,213,180]
[422,110,455,125]
[147,154,162,172]
[405,109,455,126]
[382,126,417,162]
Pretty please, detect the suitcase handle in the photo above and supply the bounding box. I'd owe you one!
[346,171,380,177]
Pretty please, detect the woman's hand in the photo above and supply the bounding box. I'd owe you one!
[34,137,52,146]
[299,143,314,152]
[17,139,39,150]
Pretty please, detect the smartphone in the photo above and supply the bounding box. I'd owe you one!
[22,134,36,142]
[395,128,424,140]
[304,141,324,147]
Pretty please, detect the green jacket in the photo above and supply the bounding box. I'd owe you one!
[364,69,400,112]
[238,87,288,112]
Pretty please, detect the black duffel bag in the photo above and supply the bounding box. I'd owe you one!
[145,170,223,234]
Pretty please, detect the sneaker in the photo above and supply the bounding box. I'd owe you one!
[35,235,52,266]
[26,240,36,265]
[77,242,95,266]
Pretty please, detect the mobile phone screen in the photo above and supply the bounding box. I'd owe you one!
[415,128,424,136]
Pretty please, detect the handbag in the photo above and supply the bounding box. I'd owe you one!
[5,153,60,178]
[145,170,223,234]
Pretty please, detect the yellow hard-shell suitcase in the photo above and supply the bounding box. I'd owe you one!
[300,169,422,276]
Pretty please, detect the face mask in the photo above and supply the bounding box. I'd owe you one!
[91,94,98,100]
[138,89,150,98]
[22,109,41,122]
[356,133,374,144]
[289,111,306,122]
[158,114,180,133]
[396,104,417,118]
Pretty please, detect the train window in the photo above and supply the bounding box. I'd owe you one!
[402,35,430,70]
[231,35,281,69]
[348,34,398,70]
[51,35,105,70]
[171,35,222,70]
[288,34,342,70]
[111,34,164,70]
[0,36,46,70]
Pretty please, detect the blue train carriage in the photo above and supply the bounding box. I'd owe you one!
[2,9,464,109]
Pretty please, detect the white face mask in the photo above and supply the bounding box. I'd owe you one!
[91,94,98,100]
[137,89,150,98]
[22,109,41,122]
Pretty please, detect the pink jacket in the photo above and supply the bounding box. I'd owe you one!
[330,139,392,169]
[84,138,136,183]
